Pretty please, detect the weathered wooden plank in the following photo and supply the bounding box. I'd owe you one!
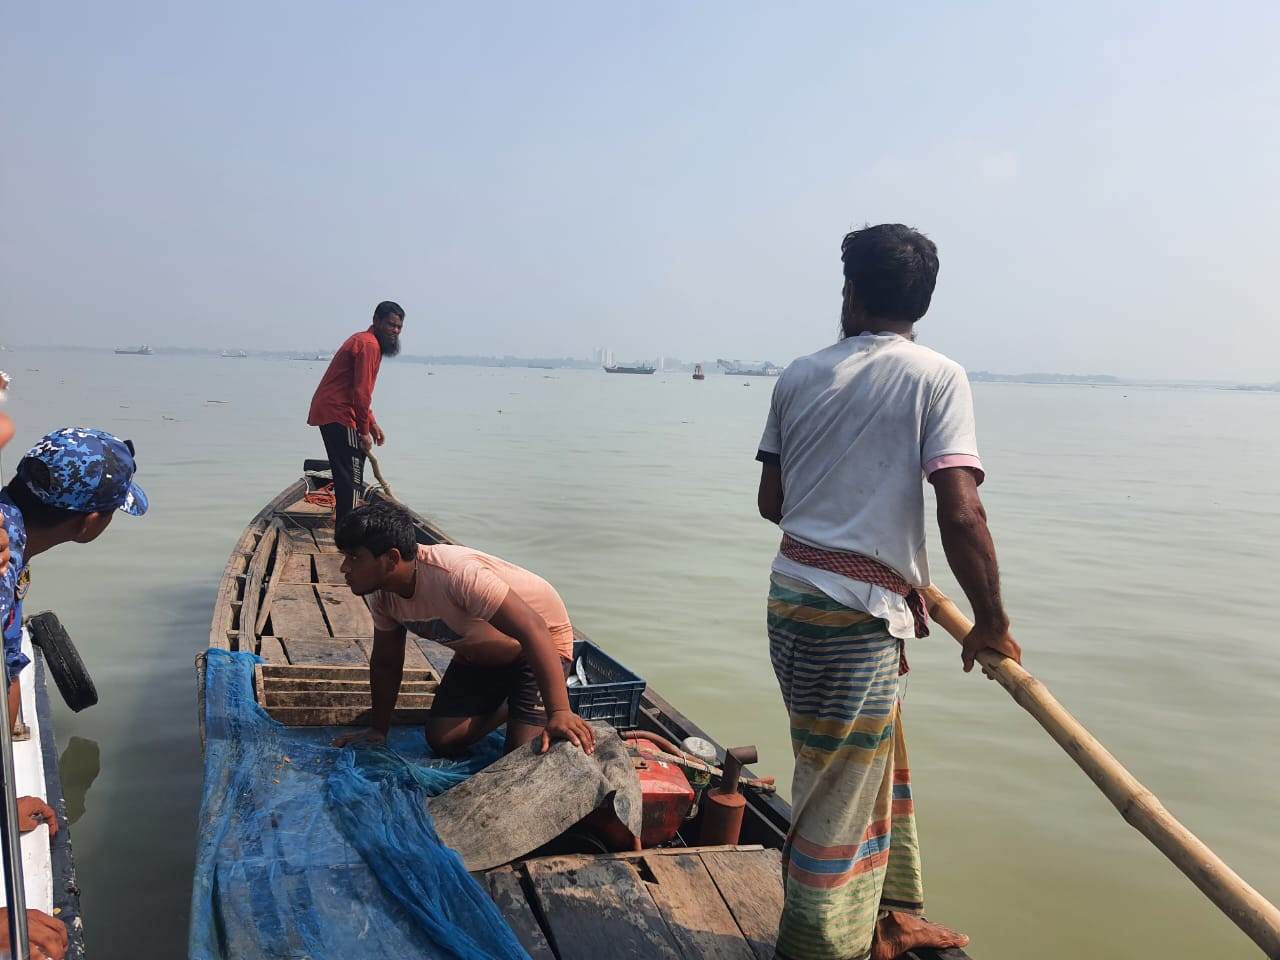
[261,664,436,682]
[700,849,784,960]
[281,525,320,552]
[255,529,295,636]
[270,584,331,638]
[316,587,373,638]
[263,678,436,695]
[239,521,281,653]
[281,495,331,516]
[280,636,365,666]
[526,858,682,960]
[515,846,764,871]
[266,690,434,709]
[487,867,556,960]
[644,853,756,960]
[313,554,347,584]
[257,637,289,665]
[253,664,267,707]
[353,636,432,671]
[210,521,265,649]
[266,706,431,726]
[278,553,314,584]
[416,638,455,674]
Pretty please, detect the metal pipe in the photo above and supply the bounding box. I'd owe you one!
[0,674,28,958]
[700,745,758,846]
[622,740,777,794]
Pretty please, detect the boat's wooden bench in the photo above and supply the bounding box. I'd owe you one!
[484,845,784,960]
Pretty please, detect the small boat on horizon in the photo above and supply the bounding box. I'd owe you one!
[692,363,705,380]
[221,349,248,359]
[114,344,153,356]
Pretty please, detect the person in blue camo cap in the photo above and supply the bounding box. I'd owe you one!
[0,427,148,715]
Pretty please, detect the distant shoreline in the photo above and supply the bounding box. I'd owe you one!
[969,370,1279,392]
[4,343,1277,392]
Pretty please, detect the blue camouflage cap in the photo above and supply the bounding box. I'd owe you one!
[17,427,149,516]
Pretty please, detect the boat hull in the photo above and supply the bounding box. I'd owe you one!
[197,469,971,959]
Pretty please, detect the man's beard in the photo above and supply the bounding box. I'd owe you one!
[374,328,401,357]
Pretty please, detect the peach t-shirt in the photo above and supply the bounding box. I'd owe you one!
[368,544,574,661]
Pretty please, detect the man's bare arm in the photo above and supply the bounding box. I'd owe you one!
[758,461,783,524]
[930,467,1022,672]
[334,625,406,746]
[488,593,596,754]
[368,625,407,733]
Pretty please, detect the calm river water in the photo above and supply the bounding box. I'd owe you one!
[4,347,1278,958]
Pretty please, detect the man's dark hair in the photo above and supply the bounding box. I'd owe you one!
[335,501,417,560]
[4,464,90,528]
[840,224,939,326]
[373,301,405,323]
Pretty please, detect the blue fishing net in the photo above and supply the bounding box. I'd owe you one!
[189,649,529,959]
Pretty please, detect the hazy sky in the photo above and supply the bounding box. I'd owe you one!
[3,2,1277,378]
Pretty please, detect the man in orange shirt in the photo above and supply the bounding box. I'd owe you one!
[307,301,405,520]
[330,502,596,758]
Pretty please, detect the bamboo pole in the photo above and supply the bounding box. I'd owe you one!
[922,584,1280,958]
[365,449,396,501]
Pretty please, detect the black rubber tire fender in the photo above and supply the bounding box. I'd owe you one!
[25,610,98,712]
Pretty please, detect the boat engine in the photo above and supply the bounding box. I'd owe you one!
[577,738,695,850]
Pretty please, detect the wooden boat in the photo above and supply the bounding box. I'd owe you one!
[199,464,970,959]
[4,631,85,956]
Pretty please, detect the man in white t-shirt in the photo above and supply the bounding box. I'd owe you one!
[756,224,1021,960]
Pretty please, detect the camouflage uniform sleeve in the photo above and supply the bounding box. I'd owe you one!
[1,569,29,684]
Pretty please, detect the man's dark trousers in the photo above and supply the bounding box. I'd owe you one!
[318,423,365,521]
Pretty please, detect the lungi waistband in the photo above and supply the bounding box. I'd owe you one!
[779,534,930,640]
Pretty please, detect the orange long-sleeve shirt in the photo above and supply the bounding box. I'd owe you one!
[306,330,382,433]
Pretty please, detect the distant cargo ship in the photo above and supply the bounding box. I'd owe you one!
[604,363,656,375]
[291,353,333,362]
[221,349,248,359]
[115,345,153,355]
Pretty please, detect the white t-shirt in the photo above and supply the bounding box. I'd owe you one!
[758,334,983,637]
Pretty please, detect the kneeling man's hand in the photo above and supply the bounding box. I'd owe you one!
[539,710,596,755]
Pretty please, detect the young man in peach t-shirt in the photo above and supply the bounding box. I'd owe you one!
[331,501,595,757]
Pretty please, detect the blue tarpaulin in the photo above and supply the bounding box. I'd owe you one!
[189,649,529,959]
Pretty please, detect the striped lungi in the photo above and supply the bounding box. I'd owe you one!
[767,573,925,960]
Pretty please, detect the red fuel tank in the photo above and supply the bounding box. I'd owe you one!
[580,739,695,849]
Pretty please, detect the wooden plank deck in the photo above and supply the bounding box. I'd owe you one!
[485,847,783,960]
[241,511,446,723]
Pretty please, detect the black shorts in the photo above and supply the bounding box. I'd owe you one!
[430,656,572,727]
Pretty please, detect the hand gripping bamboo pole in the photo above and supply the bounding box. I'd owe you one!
[922,584,1280,958]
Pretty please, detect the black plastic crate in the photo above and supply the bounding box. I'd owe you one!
[566,639,646,729]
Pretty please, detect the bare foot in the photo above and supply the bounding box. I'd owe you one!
[870,911,970,960]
